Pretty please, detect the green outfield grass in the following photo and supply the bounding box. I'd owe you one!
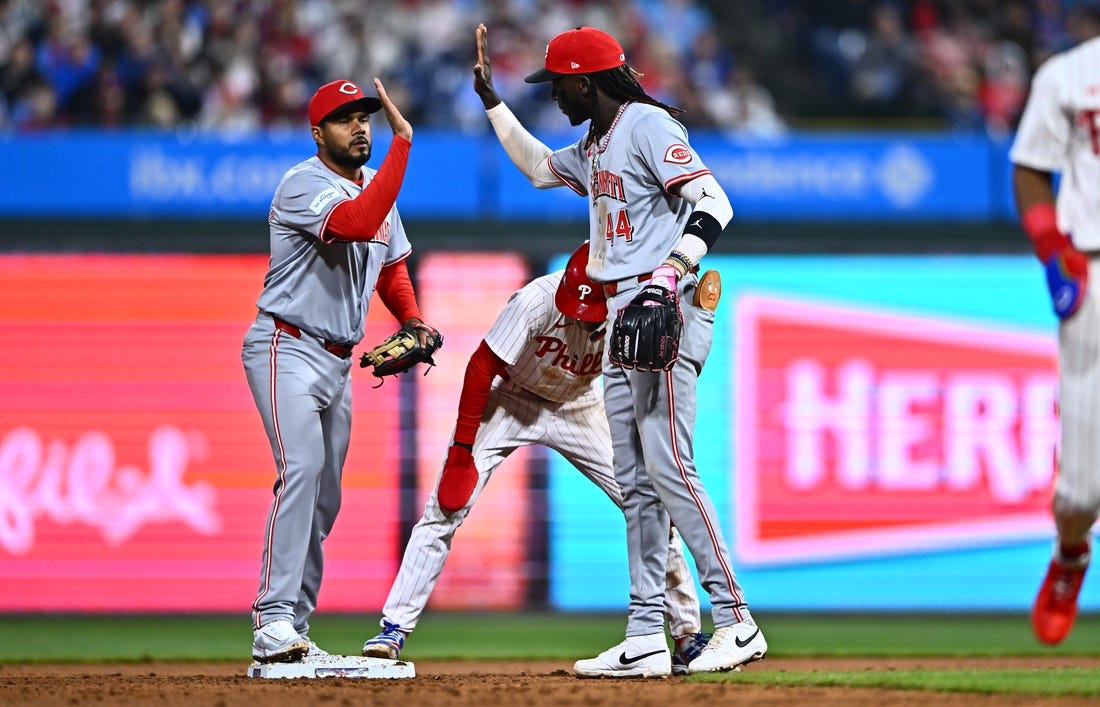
[694,667,1100,698]
[1,611,1098,663]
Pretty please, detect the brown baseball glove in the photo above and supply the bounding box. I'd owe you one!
[360,319,443,379]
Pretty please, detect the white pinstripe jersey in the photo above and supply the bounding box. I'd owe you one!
[483,270,605,404]
[1010,36,1100,251]
[257,156,411,345]
[547,102,711,282]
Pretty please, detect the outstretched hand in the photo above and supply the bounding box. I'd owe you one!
[438,445,478,512]
[472,23,502,109]
[374,77,412,141]
[1045,245,1090,320]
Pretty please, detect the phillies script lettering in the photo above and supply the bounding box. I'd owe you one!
[0,426,221,555]
[533,336,602,375]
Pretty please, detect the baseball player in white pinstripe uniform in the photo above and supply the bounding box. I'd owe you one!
[243,78,441,664]
[473,25,766,677]
[361,243,709,675]
[1010,20,1100,646]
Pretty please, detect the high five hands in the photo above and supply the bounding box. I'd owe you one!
[472,23,502,110]
[373,77,412,141]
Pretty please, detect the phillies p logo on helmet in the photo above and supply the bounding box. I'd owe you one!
[556,242,607,323]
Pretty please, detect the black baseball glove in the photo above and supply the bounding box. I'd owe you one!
[609,285,683,372]
[360,319,443,379]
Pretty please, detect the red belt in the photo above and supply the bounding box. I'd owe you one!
[273,318,354,359]
[603,272,653,297]
[602,265,701,297]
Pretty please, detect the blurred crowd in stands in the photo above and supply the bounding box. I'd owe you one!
[0,0,1097,136]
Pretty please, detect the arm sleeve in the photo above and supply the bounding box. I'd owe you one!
[679,173,733,227]
[375,259,421,324]
[486,102,562,188]
[453,340,508,446]
[669,174,734,263]
[323,136,412,242]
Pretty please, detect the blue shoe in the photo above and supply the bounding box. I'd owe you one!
[362,620,408,659]
[671,632,711,676]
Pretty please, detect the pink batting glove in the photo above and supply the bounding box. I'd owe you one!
[649,264,679,292]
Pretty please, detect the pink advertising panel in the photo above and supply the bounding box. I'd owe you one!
[0,255,403,611]
[414,252,534,610]
[734,294,1059,565]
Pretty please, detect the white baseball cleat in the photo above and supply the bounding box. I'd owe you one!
[573,633,672,678]
[687,617,767,673]
[305,641,330,657]
[252,620,310,663]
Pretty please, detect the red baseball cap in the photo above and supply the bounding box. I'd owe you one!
[308,80,382,125]
[524,27,626,83]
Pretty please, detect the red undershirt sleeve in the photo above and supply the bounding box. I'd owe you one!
[324,135,411,242]
[453,340,508,447]
[375,259,421,323]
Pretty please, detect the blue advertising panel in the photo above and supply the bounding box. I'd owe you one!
[992,136,1019,221]
[699,134,996,220]
[548,254,1095,611]
[0,130,1015,221]
[495,132,1002,221]
[0,130,480,218]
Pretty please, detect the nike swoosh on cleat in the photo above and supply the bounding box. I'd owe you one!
[618,649,666,665]
[734,628,761,648]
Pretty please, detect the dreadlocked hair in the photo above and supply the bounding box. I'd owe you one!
[590,65,682,116]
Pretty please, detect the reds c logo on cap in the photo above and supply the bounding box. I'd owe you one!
[307,79,381,125]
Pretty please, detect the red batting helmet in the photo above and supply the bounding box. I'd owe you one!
[555,242,607,323]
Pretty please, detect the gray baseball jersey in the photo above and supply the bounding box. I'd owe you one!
[548,102,708,282]
[257,155,412,344]
[244,154,410,637]
[376,271,702,636]
[1011,36,1100,515]
[547,101,753,636]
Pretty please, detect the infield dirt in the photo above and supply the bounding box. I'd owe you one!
[2,656,1096,706]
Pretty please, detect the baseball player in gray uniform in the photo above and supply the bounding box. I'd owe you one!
[243,77,441,663]
[361,242,710,676]
[1010,21,1100,646]
[473,25,766,676]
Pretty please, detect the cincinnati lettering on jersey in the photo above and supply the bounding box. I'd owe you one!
[533,335,602,375]
[590,169,626,202]
[372,220,391,244]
